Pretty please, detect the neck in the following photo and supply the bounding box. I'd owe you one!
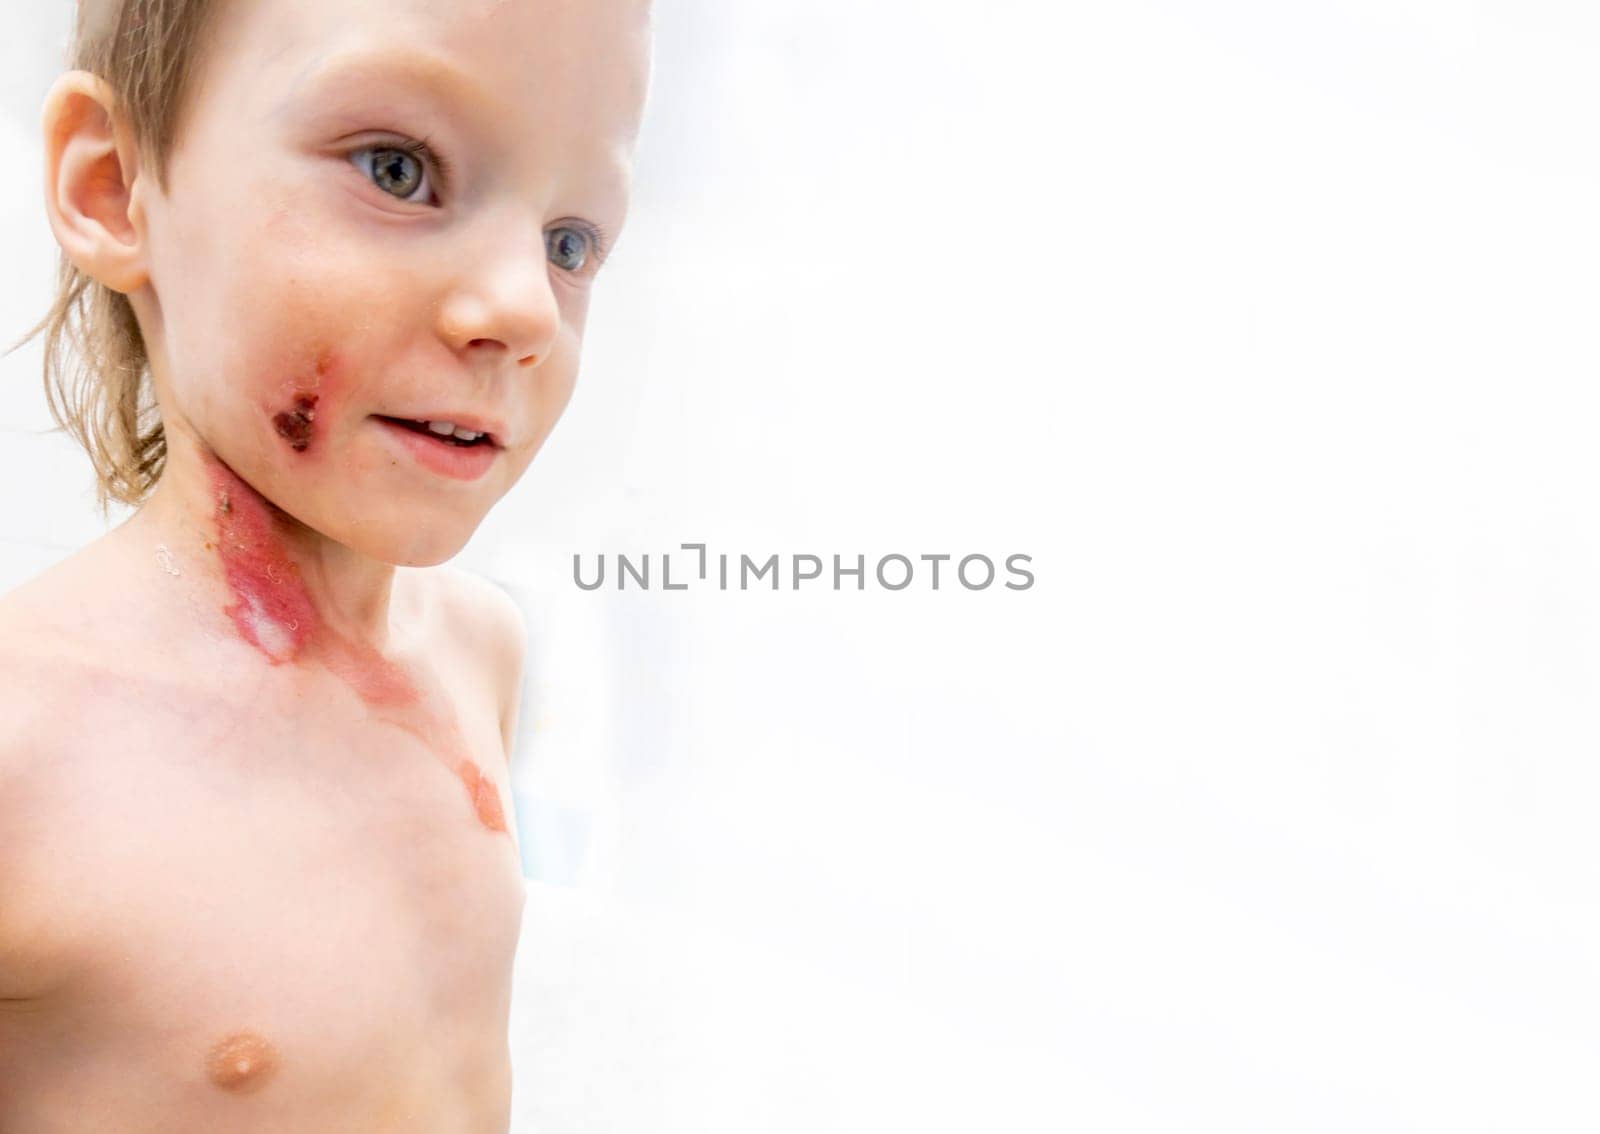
[126,439,402,667]
[112,438,511,837]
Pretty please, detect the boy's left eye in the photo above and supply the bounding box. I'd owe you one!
[546,227,591,273]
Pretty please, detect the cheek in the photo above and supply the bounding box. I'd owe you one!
[540,330,585,413]
[503,337,584,466]
[211,260,399,459]
[266,349,340,456]
[154,173,449,477]
[200,311,353,465]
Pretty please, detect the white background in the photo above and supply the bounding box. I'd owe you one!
[4,2,1599,1130]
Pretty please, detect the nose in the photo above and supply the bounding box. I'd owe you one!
[434,227,560,369]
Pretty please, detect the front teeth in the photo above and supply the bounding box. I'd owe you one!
[422,420,485,442]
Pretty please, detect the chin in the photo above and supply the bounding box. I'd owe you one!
[364,523,478,568]
[317,505,483,568]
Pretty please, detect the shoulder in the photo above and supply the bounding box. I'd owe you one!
[0,597,83,760]
[0,653,42,790]
[416,566,529,757]
[426,566,528,670]
[0,606,105,824]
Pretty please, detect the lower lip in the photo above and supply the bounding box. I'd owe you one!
[374,418,499,481]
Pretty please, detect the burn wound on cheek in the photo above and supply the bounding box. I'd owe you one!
[270,350,337,454]
[205,1031,279,1094]
[272,393,319,452]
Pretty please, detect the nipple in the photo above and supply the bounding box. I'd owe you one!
[205,1031,280,1094]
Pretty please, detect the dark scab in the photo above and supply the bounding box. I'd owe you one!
[272,394,320,453]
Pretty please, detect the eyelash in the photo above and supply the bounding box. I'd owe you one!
[354,136,611,273]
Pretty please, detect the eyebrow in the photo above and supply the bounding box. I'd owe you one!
[282,46,493,113]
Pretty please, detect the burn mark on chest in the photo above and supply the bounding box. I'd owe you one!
[459,760,509,833]
[205,1031,279,1094]
[203,451,510,839]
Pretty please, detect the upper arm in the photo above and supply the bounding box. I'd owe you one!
[0,674,70,1003]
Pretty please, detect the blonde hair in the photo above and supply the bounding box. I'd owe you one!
[18,0,222,514]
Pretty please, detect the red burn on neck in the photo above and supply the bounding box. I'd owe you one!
[208,461,318,663]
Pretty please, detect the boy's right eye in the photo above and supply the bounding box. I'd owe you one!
[348,144,436,205]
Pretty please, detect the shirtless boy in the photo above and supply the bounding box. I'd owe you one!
[0,0,651,1128]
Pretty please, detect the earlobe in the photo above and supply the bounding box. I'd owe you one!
[40,71,150,295]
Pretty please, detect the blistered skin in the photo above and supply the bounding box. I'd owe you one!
[209,464,318,663]
[202,455,509,837]
[205,1032,279,1093]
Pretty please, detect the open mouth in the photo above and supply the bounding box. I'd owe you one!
[376,416,495,448]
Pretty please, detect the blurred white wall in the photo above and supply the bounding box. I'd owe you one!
[6,1,1600,1131]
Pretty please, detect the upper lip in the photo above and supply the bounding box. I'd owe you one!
[377,412,507,449]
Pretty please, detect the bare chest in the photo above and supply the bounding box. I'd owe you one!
[0,668,524,1129]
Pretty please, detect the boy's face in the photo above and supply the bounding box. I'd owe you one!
[135,0,651,565]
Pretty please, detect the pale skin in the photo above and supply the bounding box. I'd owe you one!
[0,0,650,1128]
